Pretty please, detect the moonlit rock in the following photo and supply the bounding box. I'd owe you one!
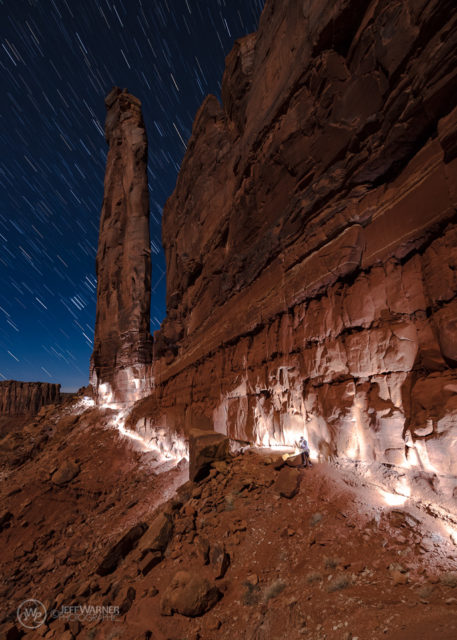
[90,88,152,405]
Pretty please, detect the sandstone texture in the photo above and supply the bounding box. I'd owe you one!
[188,428,230,481]
[90,87,152,405]
[146,0,457,496]
[0,380,60,416]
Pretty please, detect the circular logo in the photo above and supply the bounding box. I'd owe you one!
[17,599,47,629]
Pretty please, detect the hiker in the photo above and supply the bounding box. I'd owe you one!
[298,436,312,468]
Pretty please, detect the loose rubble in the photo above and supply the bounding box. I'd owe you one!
[1,405,457,639]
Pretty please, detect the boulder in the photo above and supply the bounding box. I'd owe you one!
[117,584,136,615]
[51,460,80,486]
[96,522,147,576]
[212,460,228,473]
[160,570,222,617]
[139,551,162,576]
[284,454,304,468]
[210,543,230,579]
[138,511,173,556]
[188,429,230,481]
[275,467,301,499]
[441,571,457,588]
[195,535,210,565]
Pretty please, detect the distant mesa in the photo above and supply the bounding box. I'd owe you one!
[0,380,60,417]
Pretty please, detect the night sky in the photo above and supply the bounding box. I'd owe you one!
[0,0,264,391]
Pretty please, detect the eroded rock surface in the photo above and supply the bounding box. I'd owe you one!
[188,429,230,481]
[0,380,60,416]
[90,87,152,405]
[147,0,457,495]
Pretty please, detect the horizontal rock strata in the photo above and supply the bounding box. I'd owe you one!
[143,0,457,498]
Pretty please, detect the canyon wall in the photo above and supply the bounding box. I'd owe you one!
[135,1,457,496]
[0,381,60,416]
[90,87,153,405]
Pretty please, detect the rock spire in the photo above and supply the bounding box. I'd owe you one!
[90,87,152,404]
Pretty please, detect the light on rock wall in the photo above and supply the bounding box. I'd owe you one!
[346,400,368,461]
[377,476,411,507]
[378,490,408,507]
[213,373,317,456]
[98,382,114,406]
[212,367,457,525]
[96,380,188,463]
[132,418,189,462]
[92,365,153,407]
[444,522,457,546]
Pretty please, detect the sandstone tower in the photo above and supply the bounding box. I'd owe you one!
[90,87,152,404]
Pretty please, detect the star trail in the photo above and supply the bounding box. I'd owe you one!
[0,0,264,390]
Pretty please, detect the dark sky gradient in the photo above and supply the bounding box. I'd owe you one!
[0,0,264,391]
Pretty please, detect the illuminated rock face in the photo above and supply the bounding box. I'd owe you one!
[90,87,153,405]
[0,381,60,416]
[148,0,457,492]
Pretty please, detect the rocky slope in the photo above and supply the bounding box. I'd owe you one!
[1,406,457,639]
[146,0,457,504]
[0,381,60,417]
[0,397,187,639]
[90,87,153,405]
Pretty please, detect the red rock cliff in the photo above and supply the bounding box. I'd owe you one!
[0,380,60,416]
[90,87,153,404]
[141,1,457,495]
